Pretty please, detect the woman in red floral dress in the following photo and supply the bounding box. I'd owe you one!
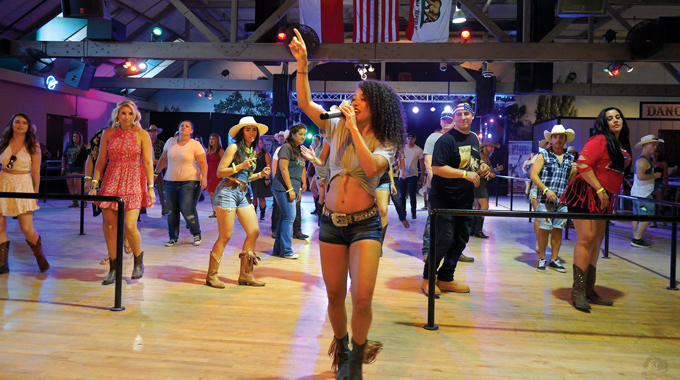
[90,100,155,285]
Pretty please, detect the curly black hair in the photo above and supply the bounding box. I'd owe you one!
[0,113,38,155]
[593,107,631,172]
[357,80,406,150]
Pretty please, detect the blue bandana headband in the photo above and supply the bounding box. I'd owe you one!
[454,103,474,114]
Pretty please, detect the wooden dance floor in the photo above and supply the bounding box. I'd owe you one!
[1,195,678,379]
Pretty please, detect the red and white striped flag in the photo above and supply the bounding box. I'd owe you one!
[353,0,399,43]
[299,0,344,43]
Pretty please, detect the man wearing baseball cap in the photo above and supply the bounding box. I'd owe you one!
[630,134,664,248]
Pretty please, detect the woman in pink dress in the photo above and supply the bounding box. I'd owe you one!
[90,100,155,285]
[206,133,224,218]
[0,113,49,274]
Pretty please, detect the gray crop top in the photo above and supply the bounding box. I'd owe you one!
[322,117,394,196]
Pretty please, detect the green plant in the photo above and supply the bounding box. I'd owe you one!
[213,91,271,115]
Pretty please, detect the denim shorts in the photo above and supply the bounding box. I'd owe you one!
[212,180,251,209]
[633,195,655,216]
[536,202,568,230]
[376,182,391,191]
[319,212,382,245]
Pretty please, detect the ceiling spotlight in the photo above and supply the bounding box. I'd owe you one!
[221,69,230,77]
[198,91,203,98]
[487,133,492,139]
[430,107,436,112]
[412,106,420,114]
[276,27,287,42]
[452,3,465,24]
[120,89,129,96]
[460,29,471,41]
[207,91,213,100]
[624,64,634,72]
[603,29,617,43]
[114,59,147,77]
[151,26,163,40]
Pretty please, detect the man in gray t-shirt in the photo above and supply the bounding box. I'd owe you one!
[399,133,424,219]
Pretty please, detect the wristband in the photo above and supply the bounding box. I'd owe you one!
[84,176,92,181]
[543,188,549,196]
[286,188,294,193]
[92,179,99,185]
[232,163,239,173]
[389,182,394,185]
[596,187,606,194]
[148,184,155,188]
[462,171,467,179]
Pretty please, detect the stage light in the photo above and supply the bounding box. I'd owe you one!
[484,122,488,126]
[603,29,616,43]
[489,119,494,123]
[624,64,634,72]
[444,105,452,112]
[307,133,313,140]
[460,29,471,40]
[498,115,502,118]
[430,107,436,112]
[221,69,230,77]
[207,91,213,100]
[114,60,147,77]
[487,133,492,139]
[412,106,420,114]
[45,76,58,90]
[198,91,203,98]
[452,3,465,24]
[277,27,287,42]
[152,26,163,40]
[477,132,483,139]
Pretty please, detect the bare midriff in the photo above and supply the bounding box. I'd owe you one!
[325,174,375,214]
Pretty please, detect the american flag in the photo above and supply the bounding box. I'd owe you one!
[354,0,400,42]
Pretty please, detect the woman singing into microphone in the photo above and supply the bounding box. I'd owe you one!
[290,29,406,380]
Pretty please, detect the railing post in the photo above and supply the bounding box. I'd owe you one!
[79,175,85,235]
[669,222,678,291]
[510,179,514,211]
[495,177,499,207]
[110,200,126,312]
[424,208,439,331]
[603,220,610,259]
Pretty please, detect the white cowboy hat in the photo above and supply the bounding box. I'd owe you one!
[635,134,664,148]
[229,116,268,138]
[544,124,575,143]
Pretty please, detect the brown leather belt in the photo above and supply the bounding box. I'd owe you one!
[2,168,30,175]
[222,176,248,191]
[323,204,378,227]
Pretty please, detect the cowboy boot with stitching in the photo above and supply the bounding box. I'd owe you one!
[206,251,225,288]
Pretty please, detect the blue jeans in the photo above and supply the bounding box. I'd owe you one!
[422,214,471,282]
[164,180,201,240]
[400,176,418,217]
[272,190,296,257]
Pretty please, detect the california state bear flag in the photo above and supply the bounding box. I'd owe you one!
[406,0,452,42]
[299,0,344,43]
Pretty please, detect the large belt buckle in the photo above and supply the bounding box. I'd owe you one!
[331,213,350,227]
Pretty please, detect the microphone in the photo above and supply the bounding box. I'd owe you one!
[319,110,343,120]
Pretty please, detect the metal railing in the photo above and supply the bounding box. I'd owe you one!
[494,174,531,211]
[0,191,126,312]
[40,174,87,235]
[424,208,679,331]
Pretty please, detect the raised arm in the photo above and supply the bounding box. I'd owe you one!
[289,28,327,129]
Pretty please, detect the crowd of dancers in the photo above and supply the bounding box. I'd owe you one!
[0,28,666,380]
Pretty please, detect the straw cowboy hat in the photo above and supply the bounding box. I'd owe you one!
[147,124,163,133]
[544,124,575,143]
[480,139,500,149]
[229,116,268,138]
[538,139,550,149]
[635,134,664,148]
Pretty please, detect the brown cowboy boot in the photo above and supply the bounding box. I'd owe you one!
[206,251,225,288]
[572,265,590,311]
[0,241,9,274]
[26,236,49,272]
[238,251,265,286]
[586,264,613,306]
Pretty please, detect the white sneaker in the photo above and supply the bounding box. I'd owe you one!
[193,235,202,246]
[165,239,177,247]
[282,253,299,259]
